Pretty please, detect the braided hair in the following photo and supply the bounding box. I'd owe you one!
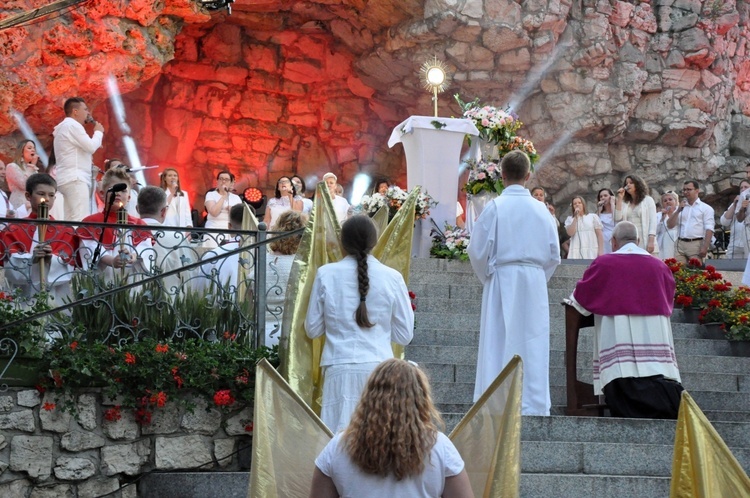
[341,215,378,328]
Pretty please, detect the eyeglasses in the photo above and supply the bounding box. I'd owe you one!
[665,190,677,195]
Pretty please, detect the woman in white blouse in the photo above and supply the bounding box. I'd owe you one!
[264,175,303,228]
[720,179,750,259]
[305,215,414,432]
[160,168,193,228]
[615,174,658,255]
[6,140,39,215]
[596,188,615,254]
[204,170,242,248]
[657,190,679,259]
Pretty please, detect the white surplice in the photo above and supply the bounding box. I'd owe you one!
[468,184,561,415]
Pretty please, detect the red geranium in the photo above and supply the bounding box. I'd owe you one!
[69,341,78,351]
[104,406,122,422]
[155,343,169,353]
[124,352,136,365]
[675,294,693,307]
[135,408,152,425]
[213,389,235,407]
[42,402,55,411]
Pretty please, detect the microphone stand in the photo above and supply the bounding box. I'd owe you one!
[90,190,119,267]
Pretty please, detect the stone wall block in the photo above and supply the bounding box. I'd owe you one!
[0,396,13,412]
[676,27,710,53]
[485,0,522,23]
[29,483,74,497]
[662,69,701,90]
[54,456,96,481]
[180,398,222,434]
[39,393,72,433]
[0,409,35,432]
[225,407,253,436]
[0,479,31,497]
[61,431,106,452]
[101,441,151,476]
[140,405,181,435]
[10,436,53,479]
[77,394,97,431]
[0,434,6,451]
[631,4,657,33]
[76,477,120,498]
[102,410,139,440]
[202,24,242,64]
[155,435,213,470]
[481,26,529,54]
[214,438,235,468]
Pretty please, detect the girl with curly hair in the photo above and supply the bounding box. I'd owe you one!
[305,215,414,432]
[310,359,473,498]
[615,174,658,254]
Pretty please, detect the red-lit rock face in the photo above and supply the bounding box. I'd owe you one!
[2,0,750,211]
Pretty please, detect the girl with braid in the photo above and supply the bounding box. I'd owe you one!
[305,215,415,432]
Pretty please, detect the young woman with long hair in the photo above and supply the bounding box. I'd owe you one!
[310,359,473,498]
[264,175,303,228]
[657,190,680,259]
[160,167,193,228]
[596,188,615,253]
[6,140,39,215]
[305,216,414,432]
[565,196,603,259]
[615,174,658,255]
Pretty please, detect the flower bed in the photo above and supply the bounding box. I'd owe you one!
[667,258,750,340]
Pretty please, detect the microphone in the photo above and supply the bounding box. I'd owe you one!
[107,183,128,193]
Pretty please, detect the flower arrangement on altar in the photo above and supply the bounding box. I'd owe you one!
[430,223,471,261]
[498,136,540,165]
[358,186,436,220]
[455,95,522,144]
[463,159,504,196]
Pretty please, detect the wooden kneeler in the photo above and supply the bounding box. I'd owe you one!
[563,304,607,416]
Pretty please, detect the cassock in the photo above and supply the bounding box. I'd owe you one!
[76,211,152,282]
[0,214,77,303]
[468,184,561,415]
[568,242,682,418]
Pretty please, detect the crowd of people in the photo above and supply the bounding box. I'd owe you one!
[529,174,745,266]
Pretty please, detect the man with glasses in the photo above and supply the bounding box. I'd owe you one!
[666,180,714,264]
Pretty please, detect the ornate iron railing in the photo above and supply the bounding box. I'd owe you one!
[0,217,301,388]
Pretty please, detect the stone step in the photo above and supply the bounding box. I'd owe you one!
[520,473,670,498]
[435,385,750,415]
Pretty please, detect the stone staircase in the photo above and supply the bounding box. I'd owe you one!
[141,258,750,497]
[407,258,750,497]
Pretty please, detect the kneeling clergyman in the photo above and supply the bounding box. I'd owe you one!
[566,221,683,419]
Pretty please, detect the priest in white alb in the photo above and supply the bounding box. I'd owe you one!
[468,150,561,415]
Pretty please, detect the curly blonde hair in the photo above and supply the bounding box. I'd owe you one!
[268,210,306,254]
[343,359,444,480]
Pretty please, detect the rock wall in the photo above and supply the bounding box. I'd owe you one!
[0,388,252,496]
[2,0,750,212]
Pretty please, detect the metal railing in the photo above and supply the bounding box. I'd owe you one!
[0,217,302,386]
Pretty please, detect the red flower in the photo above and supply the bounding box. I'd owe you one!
[411,303,417,311]
[235,369,249,385]
[135,408,152,425]
[223,331,231,340]
[35,384,46,394]
[669,266,680,273]
[69,341,78,351]
[124,352,136,365]
[244,422,254,433]
[707,299,721,308]
[155,343,169,353]
[698,284,710,291]
[664,258,678,265]
[104,406,122,422]
[713,283,730,292]
[408,291,416,299]
[688,258,702,267]
[0,292,12,301]
[675,295,693,307]
[43,402,55,411]
[213,390,235,407]
[740,315,749,324]
[705,265,716,273]
[150,391,168,408]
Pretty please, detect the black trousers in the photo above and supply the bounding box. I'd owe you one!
[603,375,684,419]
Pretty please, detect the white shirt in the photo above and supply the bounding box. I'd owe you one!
[332,195,350,225]
[196,240,242,292]
[164,190,193,227]
[204,190,242,229]
[316,432,464,498]
[305,255,414,366]
[53,117,103,187]
[676,198,714,239]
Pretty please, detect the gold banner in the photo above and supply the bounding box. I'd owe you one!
[670,391,750,497]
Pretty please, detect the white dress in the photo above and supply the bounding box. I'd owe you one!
[305,255,414,431]
[316,432,464,498]
[598,212,614,254]
[204,190,242,248]
[467,185,561,415]
[564,213,602,259]
[266,196,301,228]
[656,212,678,259]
